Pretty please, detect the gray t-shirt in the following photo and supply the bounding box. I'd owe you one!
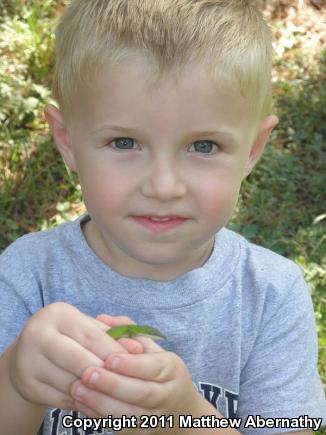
[1,213,325,434]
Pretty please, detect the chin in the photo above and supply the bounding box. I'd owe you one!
[131,251,184,266]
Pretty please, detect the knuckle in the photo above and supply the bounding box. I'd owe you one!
[21,316,51,345]
[18,377,34,401]
[45,301,74,316]
[80,327,95,342]
[79,327,100,349]
[153,361,167,382]
[20,317,44,346]
[16,376,44,406]
[141,383,160,408]
[153,351,178,382]
[169,351,183,372]
[20,320,37,342]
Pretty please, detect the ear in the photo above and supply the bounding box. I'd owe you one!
[243,114,279,179]
[44,104,77,172]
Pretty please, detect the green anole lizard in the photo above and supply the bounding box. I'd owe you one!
[106,324,166,340]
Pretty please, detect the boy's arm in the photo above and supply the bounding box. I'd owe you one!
[0,342,46,435]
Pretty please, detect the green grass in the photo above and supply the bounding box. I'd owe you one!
[0,1,325,431]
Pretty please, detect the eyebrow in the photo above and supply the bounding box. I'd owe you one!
[94,125,236,140]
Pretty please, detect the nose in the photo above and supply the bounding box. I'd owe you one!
[140,155,187,201]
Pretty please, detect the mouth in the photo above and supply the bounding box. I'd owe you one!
[142,215,184,221]
[131,215,188,233]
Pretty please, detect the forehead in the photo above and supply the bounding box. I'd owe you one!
[72,55,252,140]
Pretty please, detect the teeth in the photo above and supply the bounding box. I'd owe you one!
[148,217,173,221]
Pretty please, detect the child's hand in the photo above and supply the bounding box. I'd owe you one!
[8,303,141,412]
[95,313,146,355]
[70,338,204,434]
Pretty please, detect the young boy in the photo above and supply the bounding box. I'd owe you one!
[0,0,325,434]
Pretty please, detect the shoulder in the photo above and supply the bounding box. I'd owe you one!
[0,214,85,271]
[1,224,58,263]
[0,215,88,317]
[222,227,304,284]
[221,227,312,321]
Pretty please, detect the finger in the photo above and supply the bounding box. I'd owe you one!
[96,315,144,353]
[73,399,101,418]
[92,317,113,332]
[117,338,144,354]
[96,314,136,327]
[104,351,178,382]
[38,354,77,396]
[95,314,115,327]
[133,336,164,353]
[33,380,77,411]
[71,379,106,416]
[43,332,105,378]
[71,378,150,415]
[58,311,129,360]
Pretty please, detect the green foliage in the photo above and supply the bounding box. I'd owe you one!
[0,0,79,247]
[0,1,55,129]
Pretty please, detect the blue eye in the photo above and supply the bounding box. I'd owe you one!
[190,140,218,154]
[110,137,135,150]
[108,137,219,154]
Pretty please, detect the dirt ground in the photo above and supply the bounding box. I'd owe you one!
[261,0,325,51]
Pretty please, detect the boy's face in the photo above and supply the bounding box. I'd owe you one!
[46,55,277,281]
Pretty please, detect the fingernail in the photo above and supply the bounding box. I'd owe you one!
[111,356,120,370]
[88,371,99,385]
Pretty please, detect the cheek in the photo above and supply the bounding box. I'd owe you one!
[193,169,242,218]
[77,160,131,213]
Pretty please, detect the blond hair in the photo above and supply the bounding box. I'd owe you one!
[53,0,273,129]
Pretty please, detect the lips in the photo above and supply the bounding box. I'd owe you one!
[143,216,181,221]
[132,215,188,233]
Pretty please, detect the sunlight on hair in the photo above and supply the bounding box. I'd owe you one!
[53,0,273,130]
